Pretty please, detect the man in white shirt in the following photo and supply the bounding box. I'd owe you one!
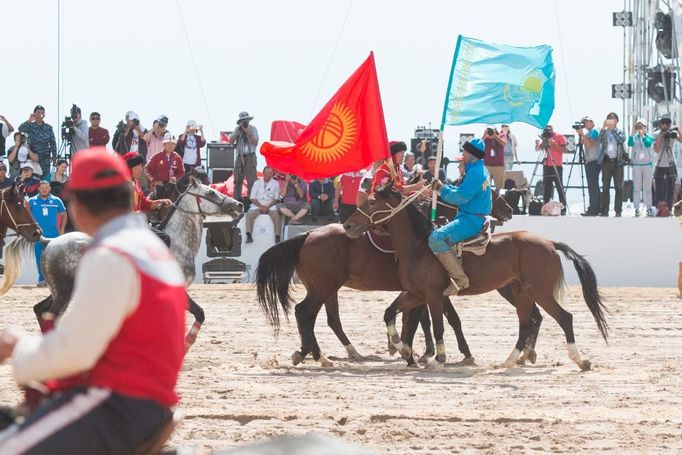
[245,166,282,243]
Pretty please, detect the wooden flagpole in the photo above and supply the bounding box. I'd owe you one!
[430,129,444,221]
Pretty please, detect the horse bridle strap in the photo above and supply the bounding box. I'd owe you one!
[356,185,430,226]
[0,194,37,232]
[170,188,225,217]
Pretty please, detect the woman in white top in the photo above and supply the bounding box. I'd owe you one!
[501,124,519,170]
[7,132,40,179]
[176,120,206,173]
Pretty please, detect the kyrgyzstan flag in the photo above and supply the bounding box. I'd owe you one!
[261,52,389,180]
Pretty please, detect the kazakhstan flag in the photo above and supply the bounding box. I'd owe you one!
[442,35,555,129]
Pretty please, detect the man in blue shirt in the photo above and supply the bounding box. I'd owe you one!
[576,116,601,216]
[429,138,492,296]
[29,181,67,286]
[19,105,57,180]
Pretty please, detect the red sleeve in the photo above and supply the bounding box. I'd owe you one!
[140,193,154,212]
[146,154,159,181]
[175,155,185,178]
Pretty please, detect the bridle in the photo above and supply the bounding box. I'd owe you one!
[159,183,235,231]
[0,189,38,234]
[356,185,430,226]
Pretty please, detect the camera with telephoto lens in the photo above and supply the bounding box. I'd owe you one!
[541,127,553,139]
[572,120,585,130]
[664,129,679,139]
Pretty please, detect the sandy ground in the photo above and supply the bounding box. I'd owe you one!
[1,284,682,453]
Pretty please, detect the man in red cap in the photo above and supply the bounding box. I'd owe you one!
[370,141,427,194]
[0,148,187,453]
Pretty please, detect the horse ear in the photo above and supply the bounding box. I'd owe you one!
[189,175,199,187]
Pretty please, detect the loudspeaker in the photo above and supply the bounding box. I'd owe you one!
[210,169,232,184]
[207,143,235,169]
[205,220,241,257]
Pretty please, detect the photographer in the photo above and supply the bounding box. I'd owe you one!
[230,111,258,201]
[69,105,89,153]
[575,116,601,216]
[628,119,655,217]
[177,120,206,173]
[278,174,309,224]
[113,111,147,156]
[7,132,39,179]
[0,115,14,155]
[482,126,506,190]
[652,116,680,215]
[534,124,567,215]
[19,105,56,180]
[597,112,629,217]
[144,115,169,163]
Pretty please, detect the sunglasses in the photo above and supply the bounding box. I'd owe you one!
[91,117,100,120]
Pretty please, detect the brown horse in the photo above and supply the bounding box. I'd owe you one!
[0,184,42,289]
[674,199,682,217]
[342,185,608,371]
[256,190,544,367]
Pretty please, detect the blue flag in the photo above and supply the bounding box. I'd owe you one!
[442,35,555,129]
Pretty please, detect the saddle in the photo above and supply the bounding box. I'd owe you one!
[453,221,491,257]
[367,230,395,254]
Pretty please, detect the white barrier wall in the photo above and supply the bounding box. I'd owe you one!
[8,215,682,288]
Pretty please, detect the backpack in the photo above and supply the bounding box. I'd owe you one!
[528,197,543,216]
[503,190,522,215]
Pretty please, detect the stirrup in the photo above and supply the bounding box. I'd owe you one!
[443,278,461,296]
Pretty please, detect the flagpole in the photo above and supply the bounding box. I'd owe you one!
[430,129,443,221]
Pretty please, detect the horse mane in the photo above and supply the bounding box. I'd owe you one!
[374,185,433,240]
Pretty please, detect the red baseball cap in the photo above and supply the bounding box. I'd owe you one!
[66,148,131,192]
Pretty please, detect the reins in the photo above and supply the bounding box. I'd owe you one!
[356,185,431,226]
[159,184,228,231]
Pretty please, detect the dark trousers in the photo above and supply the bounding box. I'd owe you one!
[233,154,257,201]
[38,156,51,180]
[311,198,333,219]
[585,160,601,214]
[0,387,169,455]
[600,157,624,215]
[542,165,567,209]
[338,203,356,223]
[654,166,676,211]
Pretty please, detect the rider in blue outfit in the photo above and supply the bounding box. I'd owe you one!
[428,138,491,296]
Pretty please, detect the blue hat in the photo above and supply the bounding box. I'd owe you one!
[463,138,485,159]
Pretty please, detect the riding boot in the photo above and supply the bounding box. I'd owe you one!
[434,250,469,296]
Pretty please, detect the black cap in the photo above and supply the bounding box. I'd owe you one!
[389,141,407,155]
[33,105,45,113]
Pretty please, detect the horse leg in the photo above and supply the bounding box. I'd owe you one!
[295,295,332,367]
[400,307,422,368]
[532,290,591,371]
[325,292,362,361]
[401,306,432,365]
[497,288,534,369]
[383,293,417,363]
[384,293,402,356]
[425,292,446,370]
[293,296,314,365]
[32,295,54,333]
[498,284,542,365]
[418,305,436,360]
[443,297,474,365]
[185,294,205,353]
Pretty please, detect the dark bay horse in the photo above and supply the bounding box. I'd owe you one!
[256,189,544,367]
[342,185,608,371]
[0,184,43,290]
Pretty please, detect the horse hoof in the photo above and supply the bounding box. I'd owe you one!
[388,342,397,356]
[320,359,334,368]
[417,355,431,365]
[462,356,476,366]
[345,345,364,361]
[580,359,591,371]
[406,361,419,369]
[398,345,413,361]
[527,350,537,364]
[292,351,304,366]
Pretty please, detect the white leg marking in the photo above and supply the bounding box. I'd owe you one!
[502,348,521,368]
[345,344,362,360]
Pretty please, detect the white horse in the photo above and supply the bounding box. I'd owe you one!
[3,176,243,349]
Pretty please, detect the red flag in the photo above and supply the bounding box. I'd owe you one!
[270,120,306,142]
[261,52,389,180]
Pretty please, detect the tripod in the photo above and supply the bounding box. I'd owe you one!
[529,140,568,213]
[565,134,587,212]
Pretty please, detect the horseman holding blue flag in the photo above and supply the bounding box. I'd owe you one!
[429,138,491,296]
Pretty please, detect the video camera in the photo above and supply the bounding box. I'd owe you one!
[60,104,79,140]
[541,126,553,139]
[663,128,679,139]
[572,120,585,130]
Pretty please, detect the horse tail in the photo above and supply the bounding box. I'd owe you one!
[553,241,609,342]
[256,232,309,335]
[0,237,34,295]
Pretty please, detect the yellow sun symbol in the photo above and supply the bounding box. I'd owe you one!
[300,103,358,163]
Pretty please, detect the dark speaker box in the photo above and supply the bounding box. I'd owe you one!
[210,169,232,184]
[207,143,235,169]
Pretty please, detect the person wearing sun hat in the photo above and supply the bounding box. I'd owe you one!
[230,111,259,202]
[627,118,655,217]
[429,138,491,296]
[0,148,187,454]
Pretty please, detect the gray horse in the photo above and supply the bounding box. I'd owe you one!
[31,176,243,348]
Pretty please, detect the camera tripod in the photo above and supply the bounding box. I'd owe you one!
[529,140,569,213]
[564,135,587,212]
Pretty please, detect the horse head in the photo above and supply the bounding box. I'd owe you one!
[0,184,42,242]
[180,176,244,219]
[491,188,513,222]
[343,183,402,238]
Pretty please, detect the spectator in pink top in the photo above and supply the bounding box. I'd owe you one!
[482,126,506,190]
[535,124,567,215]
[144,115,169,163]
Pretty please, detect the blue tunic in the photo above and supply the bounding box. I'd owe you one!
[428,159,492,254]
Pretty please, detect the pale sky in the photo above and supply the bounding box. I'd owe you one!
[0,0,625,163]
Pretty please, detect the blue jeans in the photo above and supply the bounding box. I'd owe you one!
[428,215,484,254]
[34,242,45,283]
[585,160,601,214]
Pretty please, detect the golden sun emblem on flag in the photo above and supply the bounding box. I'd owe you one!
[300,103,358,163]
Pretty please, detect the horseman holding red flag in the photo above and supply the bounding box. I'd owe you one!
[370,141,427,194]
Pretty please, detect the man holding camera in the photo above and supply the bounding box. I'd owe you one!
[230,111,259,202]
[482,126,506,190]
[113,111,147,156]
[653,116,680,214]
[534,125,567,215]
[68,105,90,153]
[575,116,601,216]
[628,119,655,217]
[597,112,629,217]
[19,105,56,180]
[144,115,170,164]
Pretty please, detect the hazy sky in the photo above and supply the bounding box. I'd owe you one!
[0,0,625,163]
